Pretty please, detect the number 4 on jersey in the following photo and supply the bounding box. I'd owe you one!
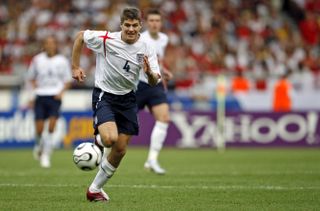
[123,61,130,72]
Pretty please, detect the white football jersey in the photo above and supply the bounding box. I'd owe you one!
[139,31,168,83]
[27,52,72,96]
[83,30,160,95]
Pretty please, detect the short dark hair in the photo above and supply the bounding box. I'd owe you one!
[120,7,142,24]
[145,8,162,19]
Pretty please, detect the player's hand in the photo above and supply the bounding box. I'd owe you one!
[162,68,173,82]
[142,55,152,74]
[27,100,34,109]
[72,67,86,82]
[54,92,62,100]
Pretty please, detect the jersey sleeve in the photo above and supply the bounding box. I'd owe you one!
[26,58,37,80]
[163,34,169,48]
[147,45,161,77]
[83,30,108,54]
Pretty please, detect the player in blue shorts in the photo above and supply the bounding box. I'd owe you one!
[71,7,161,202]
[137,8,173,175]
[27,36,72,168]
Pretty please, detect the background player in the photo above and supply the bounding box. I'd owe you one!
[137,8,173,175]
[71,7,161,202]
[27,36,72,168]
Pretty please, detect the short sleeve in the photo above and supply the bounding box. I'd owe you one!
[27,59,37,80]
[83,30,108,54]
[147,45,161,76]
[163,34,169,48]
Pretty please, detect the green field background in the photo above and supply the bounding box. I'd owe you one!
[0,148,319,210]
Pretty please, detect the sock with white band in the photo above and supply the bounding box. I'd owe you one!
[89,159,116,193]
[43,133,53,155]
[35,135,42,146]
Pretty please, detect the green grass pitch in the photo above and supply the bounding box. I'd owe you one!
[0,147,319,210]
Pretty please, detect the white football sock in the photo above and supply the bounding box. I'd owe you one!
[147,121,168,161]
[43,133,53,155]
[34,135,42,146]
[89,159,116,193]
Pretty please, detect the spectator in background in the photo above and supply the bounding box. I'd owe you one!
[299,11,319,46]
[27,36,72,168]
[273,71,292,112]
[231,69,250,93]
[1,0,320,107]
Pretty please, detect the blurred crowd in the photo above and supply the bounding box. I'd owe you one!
[0,0,320,98]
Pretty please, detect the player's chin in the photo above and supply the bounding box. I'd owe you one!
[126,35,138,43]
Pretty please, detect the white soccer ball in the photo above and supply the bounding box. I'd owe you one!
[73,142,102,171]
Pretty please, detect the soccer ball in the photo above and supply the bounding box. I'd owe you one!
[73,142,102,171]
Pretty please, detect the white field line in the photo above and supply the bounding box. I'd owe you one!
[0,183,319,191]
[0,171,319,177]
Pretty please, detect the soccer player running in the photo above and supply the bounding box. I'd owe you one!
[27,36,72,168]
[71,7,161,202]
[137,8,173,175]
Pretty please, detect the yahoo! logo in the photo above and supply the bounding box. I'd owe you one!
[171,112,319,147]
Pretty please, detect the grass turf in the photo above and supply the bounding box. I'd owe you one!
[0,147,319,210]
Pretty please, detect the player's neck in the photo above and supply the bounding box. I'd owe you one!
[149,31,159,40]
[46,52,56,57]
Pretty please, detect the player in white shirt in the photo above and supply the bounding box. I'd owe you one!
[27,36,72,168]
[136,8,173,175]
[71,7,161,202]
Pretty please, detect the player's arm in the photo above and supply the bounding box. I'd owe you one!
[160,61,173,82]
[160,36,173,82]
[71,31,86,82]
[25,60,37,108]
[160,44,173,82]
[54,82,71,100]
[24,79,37,109]
[143,55,161,86]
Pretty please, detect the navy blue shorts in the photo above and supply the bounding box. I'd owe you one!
[92,87,139,136]
[136,81,168,110]
[34,96,61,120]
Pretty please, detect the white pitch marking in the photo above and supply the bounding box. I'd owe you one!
[0,183,319,190]
[0,171,319,177]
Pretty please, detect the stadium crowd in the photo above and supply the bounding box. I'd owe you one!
[0,0,319,101]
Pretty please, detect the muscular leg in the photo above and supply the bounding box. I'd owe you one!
[95,122,118,161]
[33,119,45,160]
[89,132,131,193]
[43,116,59,152]
[35,119,45,144]
[40,116,59,168]
[97,122,118,147]
[47,116,58,133]
[151,103,170,123]
[107,133,131,167]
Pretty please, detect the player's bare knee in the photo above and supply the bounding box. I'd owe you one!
[48,127,55,133]
[100,134,118,147]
